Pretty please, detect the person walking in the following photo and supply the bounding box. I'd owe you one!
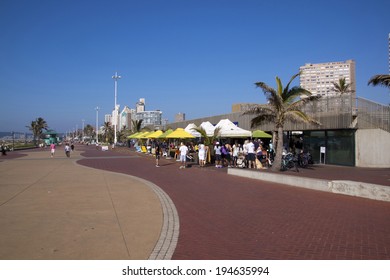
[232,142,241,168]
[179,142,188,169]
[50,143,56,157]
[198,143,206,167]
[214,142,222,168]
[247,139,256,169]
[65,143,71,158]
[155,143,161,167]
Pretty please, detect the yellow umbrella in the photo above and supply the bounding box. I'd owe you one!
[165,128,195,139]
[146,130,163,138]
[140,131,155,139]
[158,129,173,138]
[128,132,142,139]
[132,131,148,139]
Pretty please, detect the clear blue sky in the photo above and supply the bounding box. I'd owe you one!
[1,0,389,133]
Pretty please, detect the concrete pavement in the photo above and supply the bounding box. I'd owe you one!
[0,148,177,260]
[79,145,390,260]
[2,145,390,260]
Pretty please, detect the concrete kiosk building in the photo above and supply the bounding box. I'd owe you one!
[168,60,389,168]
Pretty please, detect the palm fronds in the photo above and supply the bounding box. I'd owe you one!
[368,74,390,88]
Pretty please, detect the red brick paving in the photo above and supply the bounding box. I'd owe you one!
[73,145,390,259]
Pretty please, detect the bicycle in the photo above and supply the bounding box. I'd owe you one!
[281,152,299,172]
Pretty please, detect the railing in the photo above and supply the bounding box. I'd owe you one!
[167,95,390,133]
[356,97,390,132]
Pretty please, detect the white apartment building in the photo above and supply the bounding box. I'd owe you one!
[299,60,356,98]
[119,106,134,130]
[136,98,145,113]
[136,110,163,128]
[104,114,112,124]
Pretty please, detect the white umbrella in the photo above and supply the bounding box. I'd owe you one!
[184,123,202,137]
[200,121,215,137]
[215,119,251,138]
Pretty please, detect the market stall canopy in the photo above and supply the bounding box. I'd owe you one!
[140,131,155,139]
[215,119,252,138]
[146,130,163,138]
[158,129,174,138]
[200,121,215,136]
[165,128,195,139]
[184,123,202,137]
[128,132,143,139]
[252,130,272,138]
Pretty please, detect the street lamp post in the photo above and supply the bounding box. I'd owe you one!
[112,72,121,145]
[95,106,100,143]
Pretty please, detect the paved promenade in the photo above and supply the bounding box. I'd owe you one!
[1,144,390,260]
[0,147,175,260]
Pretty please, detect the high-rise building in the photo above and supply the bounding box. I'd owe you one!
[175,112,185,122]
[104,114,112,124]
[299,60,356,99]
[136,110,162,128]
[119,106,134,130]
[136,98,145,113]
[111,105,120,131]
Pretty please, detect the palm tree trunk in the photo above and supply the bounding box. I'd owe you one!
[271,126,284,171]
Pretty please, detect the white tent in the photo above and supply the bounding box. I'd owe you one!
[200,121,215,137]
[184,123,202,137]
[215,119,252,138]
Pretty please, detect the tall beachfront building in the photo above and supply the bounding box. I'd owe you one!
[299,60,356,99]
[119,106,134,130]
[136,98,145,113]
[175,112,185,122]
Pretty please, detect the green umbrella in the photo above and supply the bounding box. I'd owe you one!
[252,130,272,138]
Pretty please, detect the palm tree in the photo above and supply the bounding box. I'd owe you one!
[332,77,355,111]
[26,117,48,145]
[26,121,39,145]
[332,77,354,95]
[35,117,48,134]
[131,119,143,133]
[368,74,390,88]
[193,126,221,163]
[102,122,114,143]
[243,73,321,171]
[83,124,94,137]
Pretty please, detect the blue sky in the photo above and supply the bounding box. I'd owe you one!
[1,0,389,133]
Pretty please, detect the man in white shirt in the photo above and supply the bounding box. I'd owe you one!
[247,139,256,169]
[179,142,188,169]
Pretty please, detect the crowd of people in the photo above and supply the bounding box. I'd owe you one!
[136,138,274,169]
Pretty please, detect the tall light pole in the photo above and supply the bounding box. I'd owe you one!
[112,72,121,145]
[95,106,99,143]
